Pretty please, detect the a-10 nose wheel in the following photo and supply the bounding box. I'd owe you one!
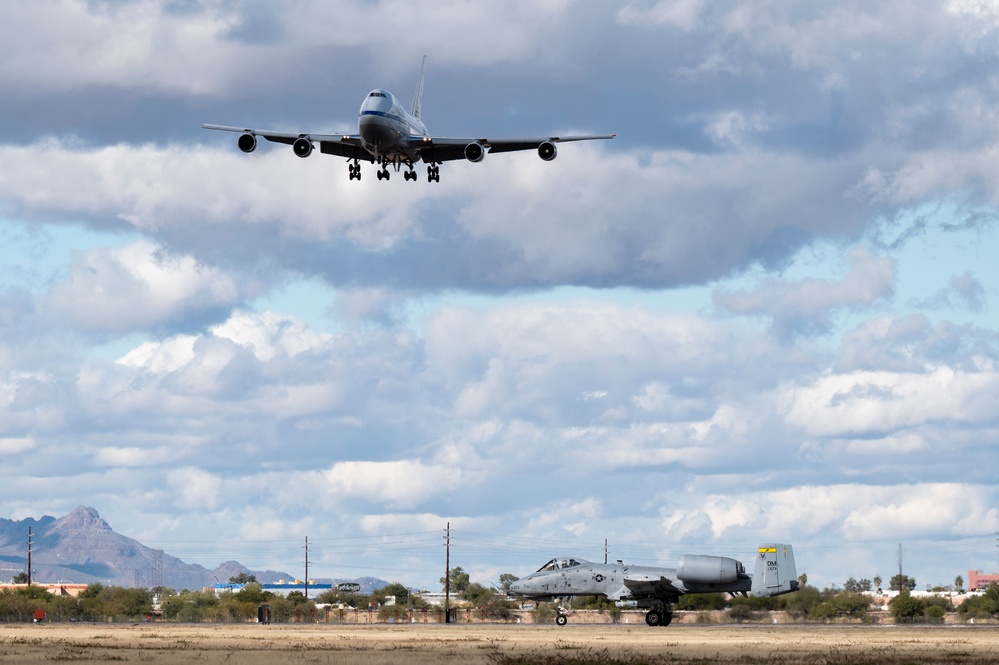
[555,614,568,626]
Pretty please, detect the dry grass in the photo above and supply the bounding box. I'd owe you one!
[0,623,996,664]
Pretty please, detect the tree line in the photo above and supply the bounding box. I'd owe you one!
[1,567,997,624]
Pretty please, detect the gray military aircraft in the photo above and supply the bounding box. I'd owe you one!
[510,543,798,627]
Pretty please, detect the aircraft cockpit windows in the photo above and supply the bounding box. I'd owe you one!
[368,92,388,98]
[537,559,560,572]
[567,559,582,567]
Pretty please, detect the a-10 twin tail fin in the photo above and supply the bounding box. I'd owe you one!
[750,543,799,597]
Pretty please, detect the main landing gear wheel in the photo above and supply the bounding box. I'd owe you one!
[377,168,390,181]
[348,163,361,181]
[404,169,417,181]
[427,164,440,183]
[555,614,568,626]
[644,608,673,627]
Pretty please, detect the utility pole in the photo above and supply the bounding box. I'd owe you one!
[444,522,450,622]
[26,527,32,586]
[604,539,608,565]
[304,536,310,601]
[898,543,903,592]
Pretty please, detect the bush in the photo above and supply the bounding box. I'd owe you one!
[889,593,925,623]
[959,583,999,621]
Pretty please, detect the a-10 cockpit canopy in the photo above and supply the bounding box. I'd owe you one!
[536,557,590,572]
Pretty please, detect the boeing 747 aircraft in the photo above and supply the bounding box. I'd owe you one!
[510,543,798,627]
[203,58,615,182]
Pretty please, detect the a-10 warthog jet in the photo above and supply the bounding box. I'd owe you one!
[510,543,798,627]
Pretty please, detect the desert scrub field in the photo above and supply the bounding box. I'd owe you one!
[0,623,997,664]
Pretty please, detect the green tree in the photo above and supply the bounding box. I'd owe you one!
[873,575,883,592]
[234,583,272,604]
[889,591,924,622]
[955,575,964,593]
[958,582,999,621]
[890,574,917,591]
[460,582,517,620]
[228,572,258,584]
[676,593,727,611]
[499,573,519,596]
[377,582,410,605]
[11,572,28,584]
[79,583,104,599]
[440,566,471,594]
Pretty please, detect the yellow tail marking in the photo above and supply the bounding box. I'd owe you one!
[758,547,777,553]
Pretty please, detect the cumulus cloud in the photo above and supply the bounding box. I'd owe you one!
[713,247,896,337]
[47,240,251,334]
[781,364,999,437]
[325,460,462,509]
[168,466,222,511]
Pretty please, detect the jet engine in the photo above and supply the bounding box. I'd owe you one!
[676,555,744,585]
[464,142,485,162]
[293,137,314,158]
[237,133,257,154]
[538,141,557,161]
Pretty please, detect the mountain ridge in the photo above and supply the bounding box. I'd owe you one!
[0,506,387,592]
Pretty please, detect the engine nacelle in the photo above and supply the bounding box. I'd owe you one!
[293,137,313,158]
[464,142,485,162]
[676,555,743,585]
[237,133,257,154]
[538,141,557,161]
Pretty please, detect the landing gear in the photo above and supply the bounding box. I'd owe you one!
[427,164,440,183]
[404,169,417,181]
[555,614,568,626]
[644,605,673,627]
[348,162,362,181]
[377,167,390,181]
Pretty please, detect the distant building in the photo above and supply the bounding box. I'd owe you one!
[0,583,89,597]
[967,570,999,591]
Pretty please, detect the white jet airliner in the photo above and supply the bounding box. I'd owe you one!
[203,58,615,182]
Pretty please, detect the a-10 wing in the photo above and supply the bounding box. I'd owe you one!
[622,576,683,601]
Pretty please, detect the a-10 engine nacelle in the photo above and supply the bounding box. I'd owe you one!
[538,141,557,161]
[464,142,485,162]
[238,133,257,154]
[676,554,744,585]
[293,137,313,158]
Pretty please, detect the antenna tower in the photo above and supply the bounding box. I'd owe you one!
[26,527,32,586]
[151,549,164,590]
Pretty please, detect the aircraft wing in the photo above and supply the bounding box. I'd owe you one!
[623,576,683,600]
[201,124,373,162]
[410,134,617,162]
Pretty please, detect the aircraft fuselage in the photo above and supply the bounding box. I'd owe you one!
[358,89,428,162]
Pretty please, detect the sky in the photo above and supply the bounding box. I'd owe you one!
[2,0,999,593]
